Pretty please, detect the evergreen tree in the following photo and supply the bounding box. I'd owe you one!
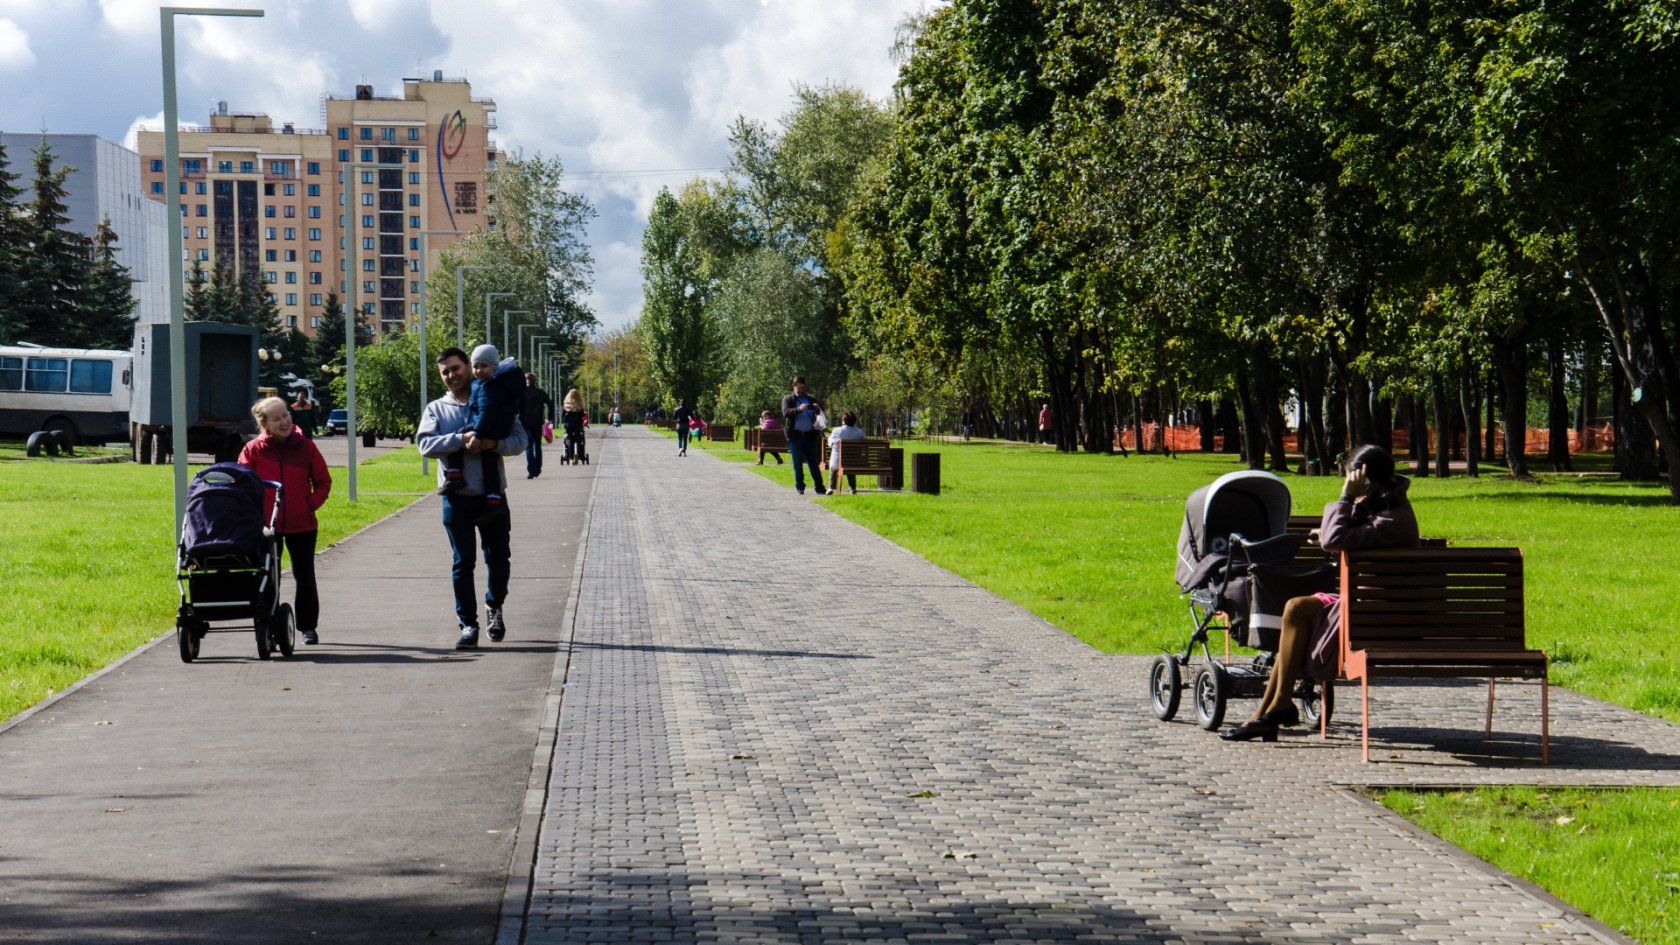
[184,257,213,320]
[13,139,88,346]
[77,217,139,350]
[0,138,24,344]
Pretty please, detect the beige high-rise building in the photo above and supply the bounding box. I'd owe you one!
[138,73,499,337]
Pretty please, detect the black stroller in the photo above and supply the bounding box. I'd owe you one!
[560,419,589,465]
[174,462,296,662]
[1151,470,1336,730]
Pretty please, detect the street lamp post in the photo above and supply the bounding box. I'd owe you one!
[522,330,549,371]
[416,228,460,475]
[453,264,491,350]
[338,161,393,503]
[512,319,537,365]
[162,4,263,535]
[483,292,514,351]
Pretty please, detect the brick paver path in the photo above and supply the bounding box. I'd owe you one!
[519,427,1676,944]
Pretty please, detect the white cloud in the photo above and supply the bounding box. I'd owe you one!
[0,17,34,69]
[122,111,163,151]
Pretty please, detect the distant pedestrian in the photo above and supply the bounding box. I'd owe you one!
[961,405,974,441]
[289,395,318,439]
[239,396,332,645]
[561,388,587,464]
[520,372,554,479]
[781,376,827,495]
[673,400,693,456]
[417,347,529,650]
[1038,403,1053,445]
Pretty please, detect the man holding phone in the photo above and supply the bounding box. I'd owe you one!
[780,375,828,496]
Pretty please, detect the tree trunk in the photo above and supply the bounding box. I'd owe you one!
[1431,372,1451,478]
[1198,400,1215,452]
[1234,366,1264,469]
[1493,339,1532,479]
[1546,335,1573,471]
[1459,363,1482,478]
[1218,397,1242,454]
[1485,379,1499,462]
[1412,394,1431,477]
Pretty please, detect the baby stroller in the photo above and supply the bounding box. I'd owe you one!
[561,422,589,465]
[1151,470,1336,730]
[174,462,296,662]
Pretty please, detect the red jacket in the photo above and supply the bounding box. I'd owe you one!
[237,430,332,534]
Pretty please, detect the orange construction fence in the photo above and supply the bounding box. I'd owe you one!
[1113,424,1617,454]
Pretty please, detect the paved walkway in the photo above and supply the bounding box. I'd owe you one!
[517,426,1680,944]
[0,443,596,944]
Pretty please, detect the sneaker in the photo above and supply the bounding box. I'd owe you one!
[302,630,319,645]
[487,608,507,642]
[455,625,479,650]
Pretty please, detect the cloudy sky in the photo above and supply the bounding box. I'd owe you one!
[0,0,930,331]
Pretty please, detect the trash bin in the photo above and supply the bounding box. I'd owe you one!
[362,431,376,448]
[911,452,941,495]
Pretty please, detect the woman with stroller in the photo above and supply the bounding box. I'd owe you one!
[1220,443,1419,742]
[238,397,333,645]
[561,388,587,463]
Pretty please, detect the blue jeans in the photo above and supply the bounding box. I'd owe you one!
[676,426,690,452]
[523,419,544,476]
[442,493,511,628]
[788,430,825,493]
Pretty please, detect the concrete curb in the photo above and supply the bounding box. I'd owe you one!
[495,433,605,945]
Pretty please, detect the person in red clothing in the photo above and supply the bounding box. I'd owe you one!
[238,396,333,645]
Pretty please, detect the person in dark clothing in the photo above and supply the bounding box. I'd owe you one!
[780,375,827,495]
[672,400,693,457]
[438,344,525,524]
[520,372,554,479]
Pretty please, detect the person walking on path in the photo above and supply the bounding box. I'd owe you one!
[672,400,693,457]
[417,347,529,650]
[781,375,828,495]
[561,388,587,464]
[239,396,333,645]
[520,371,555,480]
[1038,403,1053,445]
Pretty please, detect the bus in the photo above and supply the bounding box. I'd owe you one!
[0,344,134,446]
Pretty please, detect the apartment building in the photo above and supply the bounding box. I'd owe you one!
[138,73,498,337]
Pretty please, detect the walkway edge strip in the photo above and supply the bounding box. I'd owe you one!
[0,490,429,739]
[495,444,603,945]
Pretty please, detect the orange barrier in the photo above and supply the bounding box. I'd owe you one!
[1111,424,1617,454]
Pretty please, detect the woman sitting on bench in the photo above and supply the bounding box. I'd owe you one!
[1221,444,1420,742]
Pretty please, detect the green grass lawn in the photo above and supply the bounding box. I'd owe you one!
[0,449,431,721]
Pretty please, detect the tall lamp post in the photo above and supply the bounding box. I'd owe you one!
[339,161,388,503]
[512,318,537,365]
[522,330,549,372]
[453,264,491,349]
[483,291,514,350]
[416,227,460,475]
[162,5,264,535]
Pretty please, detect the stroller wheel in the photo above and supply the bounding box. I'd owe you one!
[254,616,273,661]
[1148,655,1182,721]
[274,603,297,658]
[1297,680,1334,729]
[175,619,200,663]
[1193,663,1228,731]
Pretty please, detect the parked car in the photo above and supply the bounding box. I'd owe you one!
[325,409,348,436]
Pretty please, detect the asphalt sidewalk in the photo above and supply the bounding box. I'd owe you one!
[0,437,599,944]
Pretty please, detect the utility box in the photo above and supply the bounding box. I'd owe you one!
[130,322,260,463]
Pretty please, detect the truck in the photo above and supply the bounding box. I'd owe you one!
[130,322,260,464]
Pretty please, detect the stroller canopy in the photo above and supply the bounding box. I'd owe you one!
[182,462,266,562]
[1175,470,1292,592]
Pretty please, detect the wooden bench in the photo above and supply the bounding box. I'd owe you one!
[831,438,896,492]
[1330,547,1549,763]
[706,423,734,443]
[753,427,788,464]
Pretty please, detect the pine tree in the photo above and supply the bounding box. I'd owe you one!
[0,139,24,344]
[184,257,212,320]
[78,217,139,350]
[13,139,88,346]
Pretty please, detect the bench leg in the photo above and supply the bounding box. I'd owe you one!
[1321,679,1332,740]
[1485,677,1496,739]
[1361,678,1370,763]
[1542,670,1550,765]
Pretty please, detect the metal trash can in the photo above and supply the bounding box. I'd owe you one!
[911,452,941,495]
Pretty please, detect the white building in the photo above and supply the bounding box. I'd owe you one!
[1,133,169,326]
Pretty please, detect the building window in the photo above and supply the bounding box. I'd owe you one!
[409,238,419,251]
[267,293,277,304]
[264,205,276,218]
[283,183,295,196]
[196,227,207,239]
[380,127,395,142]
[286,294,297,307]
[265,227,277,239]
[283,206,296,218]
[218,160,232,172]
[408,127,421,141]
[362,214,374,228]
[197,249,209,260]
[272,160,290,177]
[307,183,320,197]
[282,228,295,240]
[308,228,321,240]
[306,206,319,219]
[184,159,202,174]
[338,149,349,162]
[338,128,349,140]
[363,237,375,250]
[151,182,162,194]
[308,250,321,263]
[408,172,420,185]
[284,250,297,262]
[265,249,277,262]
[310,272,322,284]
[285,272,297,284]
[240,161,254,173]
[408,194,420,207]
[411,281,419,294]
[265,271,277,283]
[310,294,322,307]
[196,204,208,217]
[180,206,188,218]
[307,161,320,174]
[361,149,373,162]
[287,315,297,327]
[362,280,375,294]
[363,259,376,272]
[196,182,206,194]
[361,193,374,207]
[150,159,163,172]
[310,315,320,328]
[408,149,419,163]
[359,127,372,140]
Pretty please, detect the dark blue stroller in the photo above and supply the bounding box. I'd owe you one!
[1151,470,1336,730]
[174,463,295,662]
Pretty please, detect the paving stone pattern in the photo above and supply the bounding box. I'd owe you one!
[525,428,1680,944]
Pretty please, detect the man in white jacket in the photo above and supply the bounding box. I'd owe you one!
[416,346,529,649]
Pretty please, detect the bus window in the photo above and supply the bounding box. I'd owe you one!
[0,356,20,391]
[25,358,68,392]
[70,359,114,394]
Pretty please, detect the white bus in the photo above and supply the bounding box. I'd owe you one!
[0,345,134,446]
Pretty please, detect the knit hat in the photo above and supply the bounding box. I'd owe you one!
[470,344,499,366]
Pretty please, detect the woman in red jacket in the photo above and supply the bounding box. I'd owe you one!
[238,396,333,645]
